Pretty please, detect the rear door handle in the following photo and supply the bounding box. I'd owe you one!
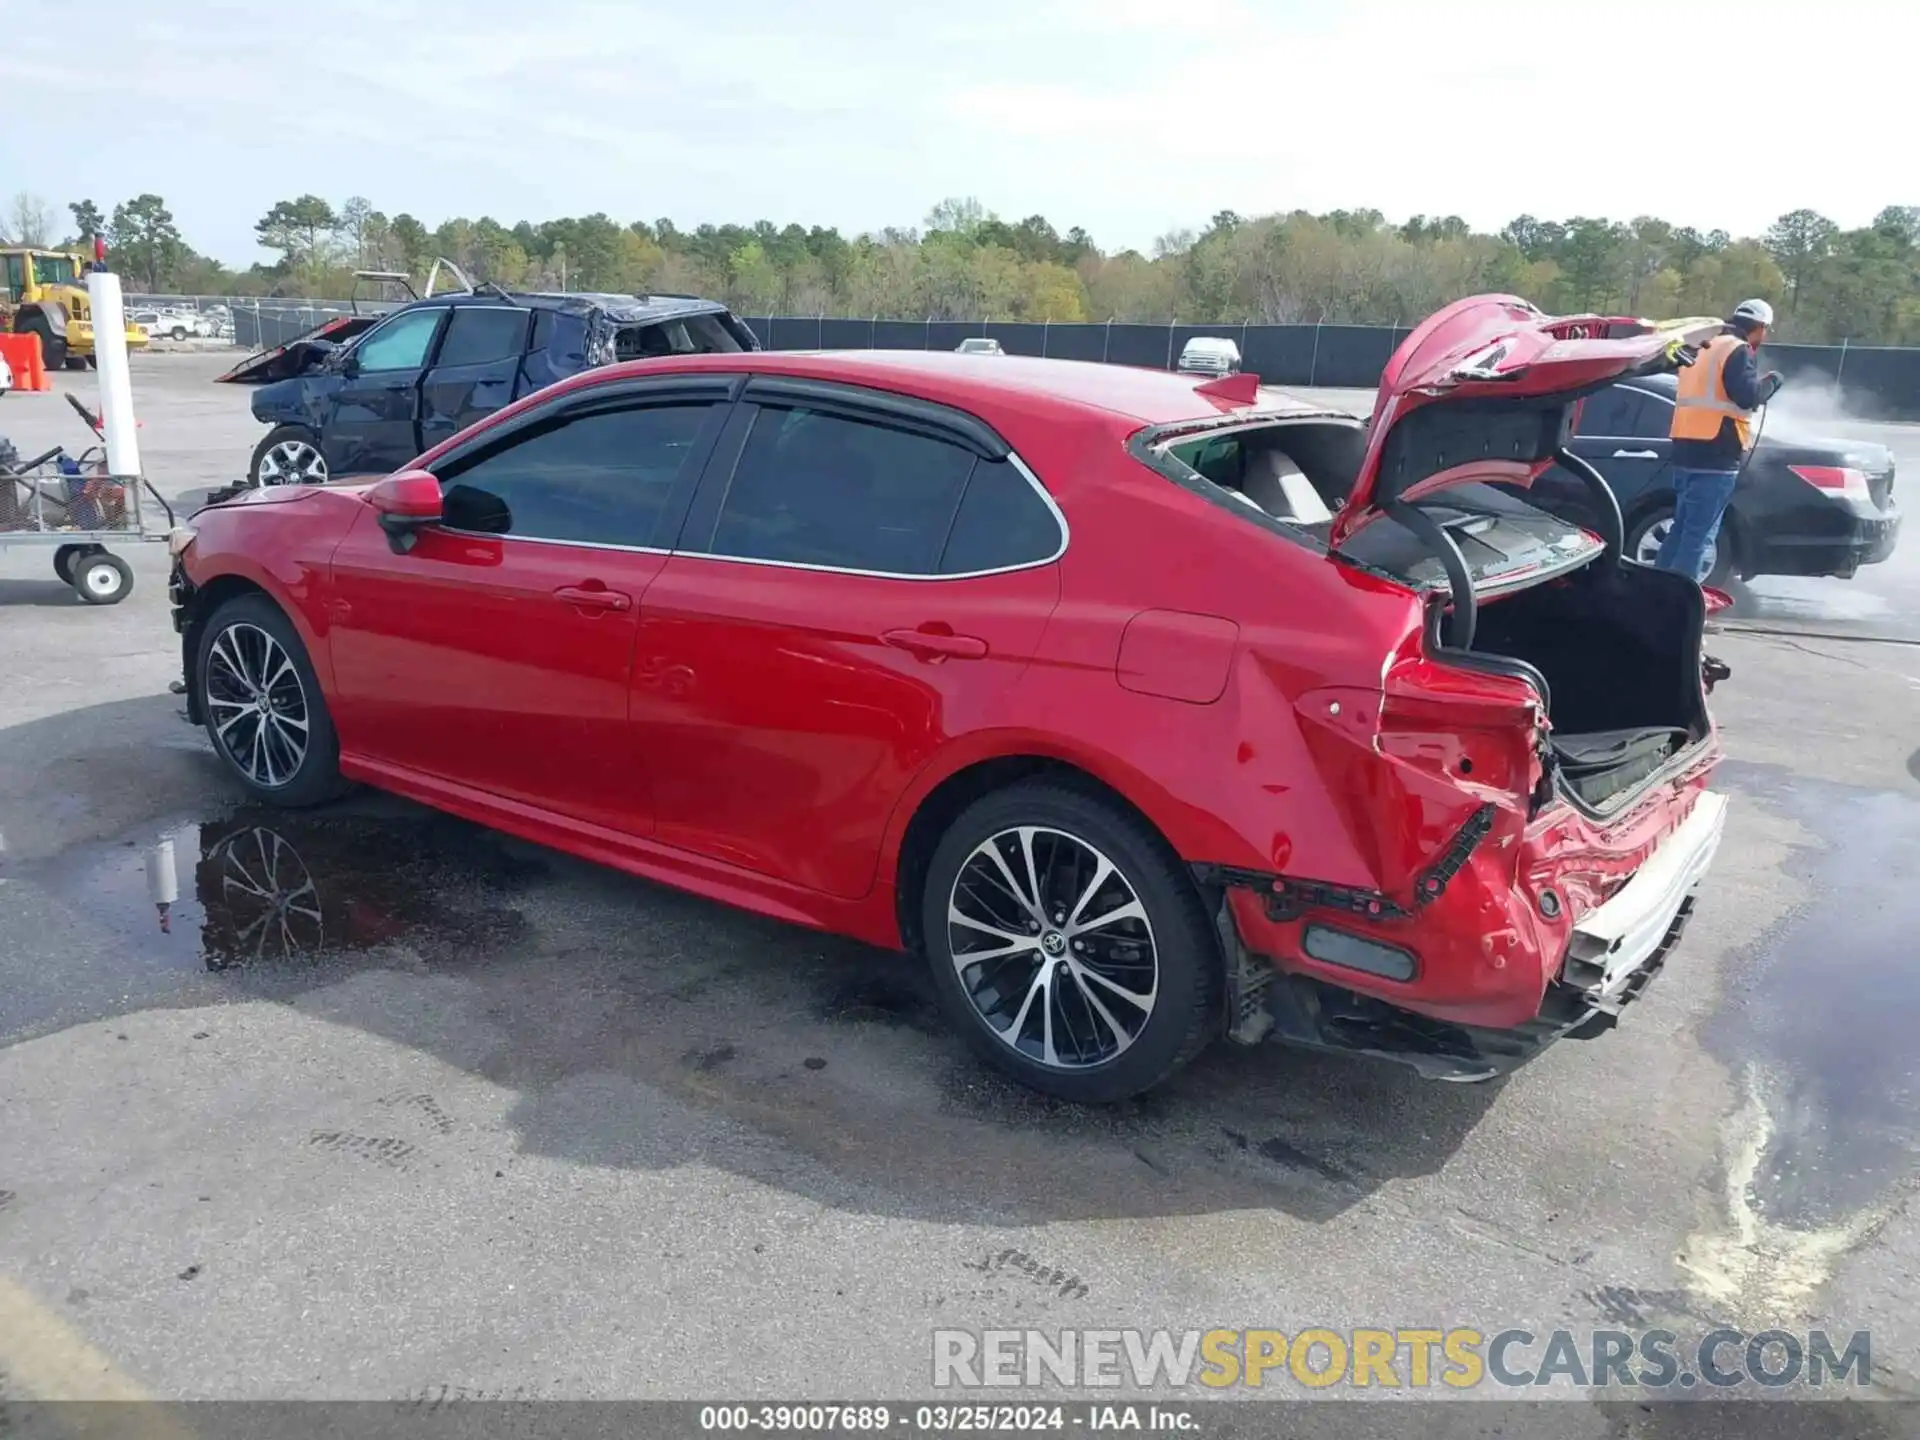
[882,628,988,661]
[1612,449,1660,459]
[554,584,631,612]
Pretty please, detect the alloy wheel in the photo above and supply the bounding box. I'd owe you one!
[204,826,324,968]
[1635,516,1716,577]
[205,622,311,788]
[947,826,1159,1070]
[257,439,327,486]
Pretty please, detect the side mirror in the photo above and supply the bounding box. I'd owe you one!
[367,469,441,554]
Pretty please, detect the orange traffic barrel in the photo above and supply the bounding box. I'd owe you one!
[0,333,51,391]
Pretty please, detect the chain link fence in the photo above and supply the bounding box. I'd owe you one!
[202,301,1920,420]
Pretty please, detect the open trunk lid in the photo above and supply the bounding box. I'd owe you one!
[1329,296,1725,545]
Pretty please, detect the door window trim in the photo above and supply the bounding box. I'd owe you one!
[678,396,1068,582]
[424,378,739,553]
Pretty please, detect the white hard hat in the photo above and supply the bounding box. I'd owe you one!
[1731,298,1775,327]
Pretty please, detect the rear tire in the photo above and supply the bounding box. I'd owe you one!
[72,551,132,605]
[1628,505,1736,588]
[195,593,349,807]
[53,542,95,585]
[921,782,1222,1103]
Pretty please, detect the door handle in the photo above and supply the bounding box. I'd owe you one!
[1611,449,1660,459]
[882,628,988,661]
[554,584,631,612]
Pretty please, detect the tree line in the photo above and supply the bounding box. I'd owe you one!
[6,188,1919,346]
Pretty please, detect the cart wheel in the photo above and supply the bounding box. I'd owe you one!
[73,551,133,605]
[53,543,94,585]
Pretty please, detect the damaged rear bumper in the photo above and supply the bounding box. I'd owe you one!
[1207,788,1729,1081]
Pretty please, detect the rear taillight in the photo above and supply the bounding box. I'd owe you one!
[1789,464,1872,502]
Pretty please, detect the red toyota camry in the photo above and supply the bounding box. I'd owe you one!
[169,295,1733,1101]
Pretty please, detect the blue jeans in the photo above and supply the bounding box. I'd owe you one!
[1655,467,1738,582]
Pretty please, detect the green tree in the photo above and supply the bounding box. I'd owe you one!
[255,195,339,265]
[108,194,187,291]
[67,199,107,247]
[1762,208,1838,317]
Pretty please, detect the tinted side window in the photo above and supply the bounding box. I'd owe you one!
[531,309,588,369]
[354,308,444,372]
[1623,389,1673,438]
[435,307,529,368]
[433,402,714,548]
[938,459,1062,573]
[705,406,976,574]
[1575,387,1636,436]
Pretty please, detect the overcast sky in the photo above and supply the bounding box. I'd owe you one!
[2,0,1904,266]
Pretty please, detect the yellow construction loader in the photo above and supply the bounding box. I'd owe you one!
[1,247,149,370]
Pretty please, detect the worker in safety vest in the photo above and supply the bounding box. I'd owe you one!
[1656,298,1783,581]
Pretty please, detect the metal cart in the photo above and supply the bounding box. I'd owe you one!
[0,393,175,605]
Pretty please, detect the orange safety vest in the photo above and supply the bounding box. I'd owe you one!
[1669,333,1754,447]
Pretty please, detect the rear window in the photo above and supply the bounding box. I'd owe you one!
[615,314,746,361]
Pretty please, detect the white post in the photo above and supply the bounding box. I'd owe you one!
[86,270,142,480]
[145,836,179,934]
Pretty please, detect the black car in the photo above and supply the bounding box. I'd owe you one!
[226,289,760,488]
[1521,372,1901,586]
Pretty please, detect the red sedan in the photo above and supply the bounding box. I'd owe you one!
[169,295,1733,1101]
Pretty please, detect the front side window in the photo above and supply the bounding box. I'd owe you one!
[352,308,445,372]
[702,406,980,575]
[31,254,77,286]
[432,400,715,549]
[3,254,23,302]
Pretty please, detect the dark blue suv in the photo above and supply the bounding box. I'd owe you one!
[228,289,759,488]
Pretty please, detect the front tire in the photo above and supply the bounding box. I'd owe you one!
[248,425,328,488]
[922,782,1222,1103]
[195,594,348,807]
[72,551,132,605]
[16,315,65,372]
[64,355,89,371]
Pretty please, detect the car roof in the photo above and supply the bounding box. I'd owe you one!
[582,350,1347,428]
[396,290,731,324]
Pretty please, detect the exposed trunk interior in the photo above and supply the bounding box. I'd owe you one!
[1155,413,1712,813]
[1456,559,1710,811]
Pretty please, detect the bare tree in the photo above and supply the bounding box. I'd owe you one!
[5,191,59,247]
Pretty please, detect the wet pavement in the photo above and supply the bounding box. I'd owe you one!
[1,357,1918,1412]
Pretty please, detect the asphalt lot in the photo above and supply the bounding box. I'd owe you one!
[1,354,1918,1425]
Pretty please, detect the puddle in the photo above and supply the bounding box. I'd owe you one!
[1707,765,1920,1229]
[26,803,547,981]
